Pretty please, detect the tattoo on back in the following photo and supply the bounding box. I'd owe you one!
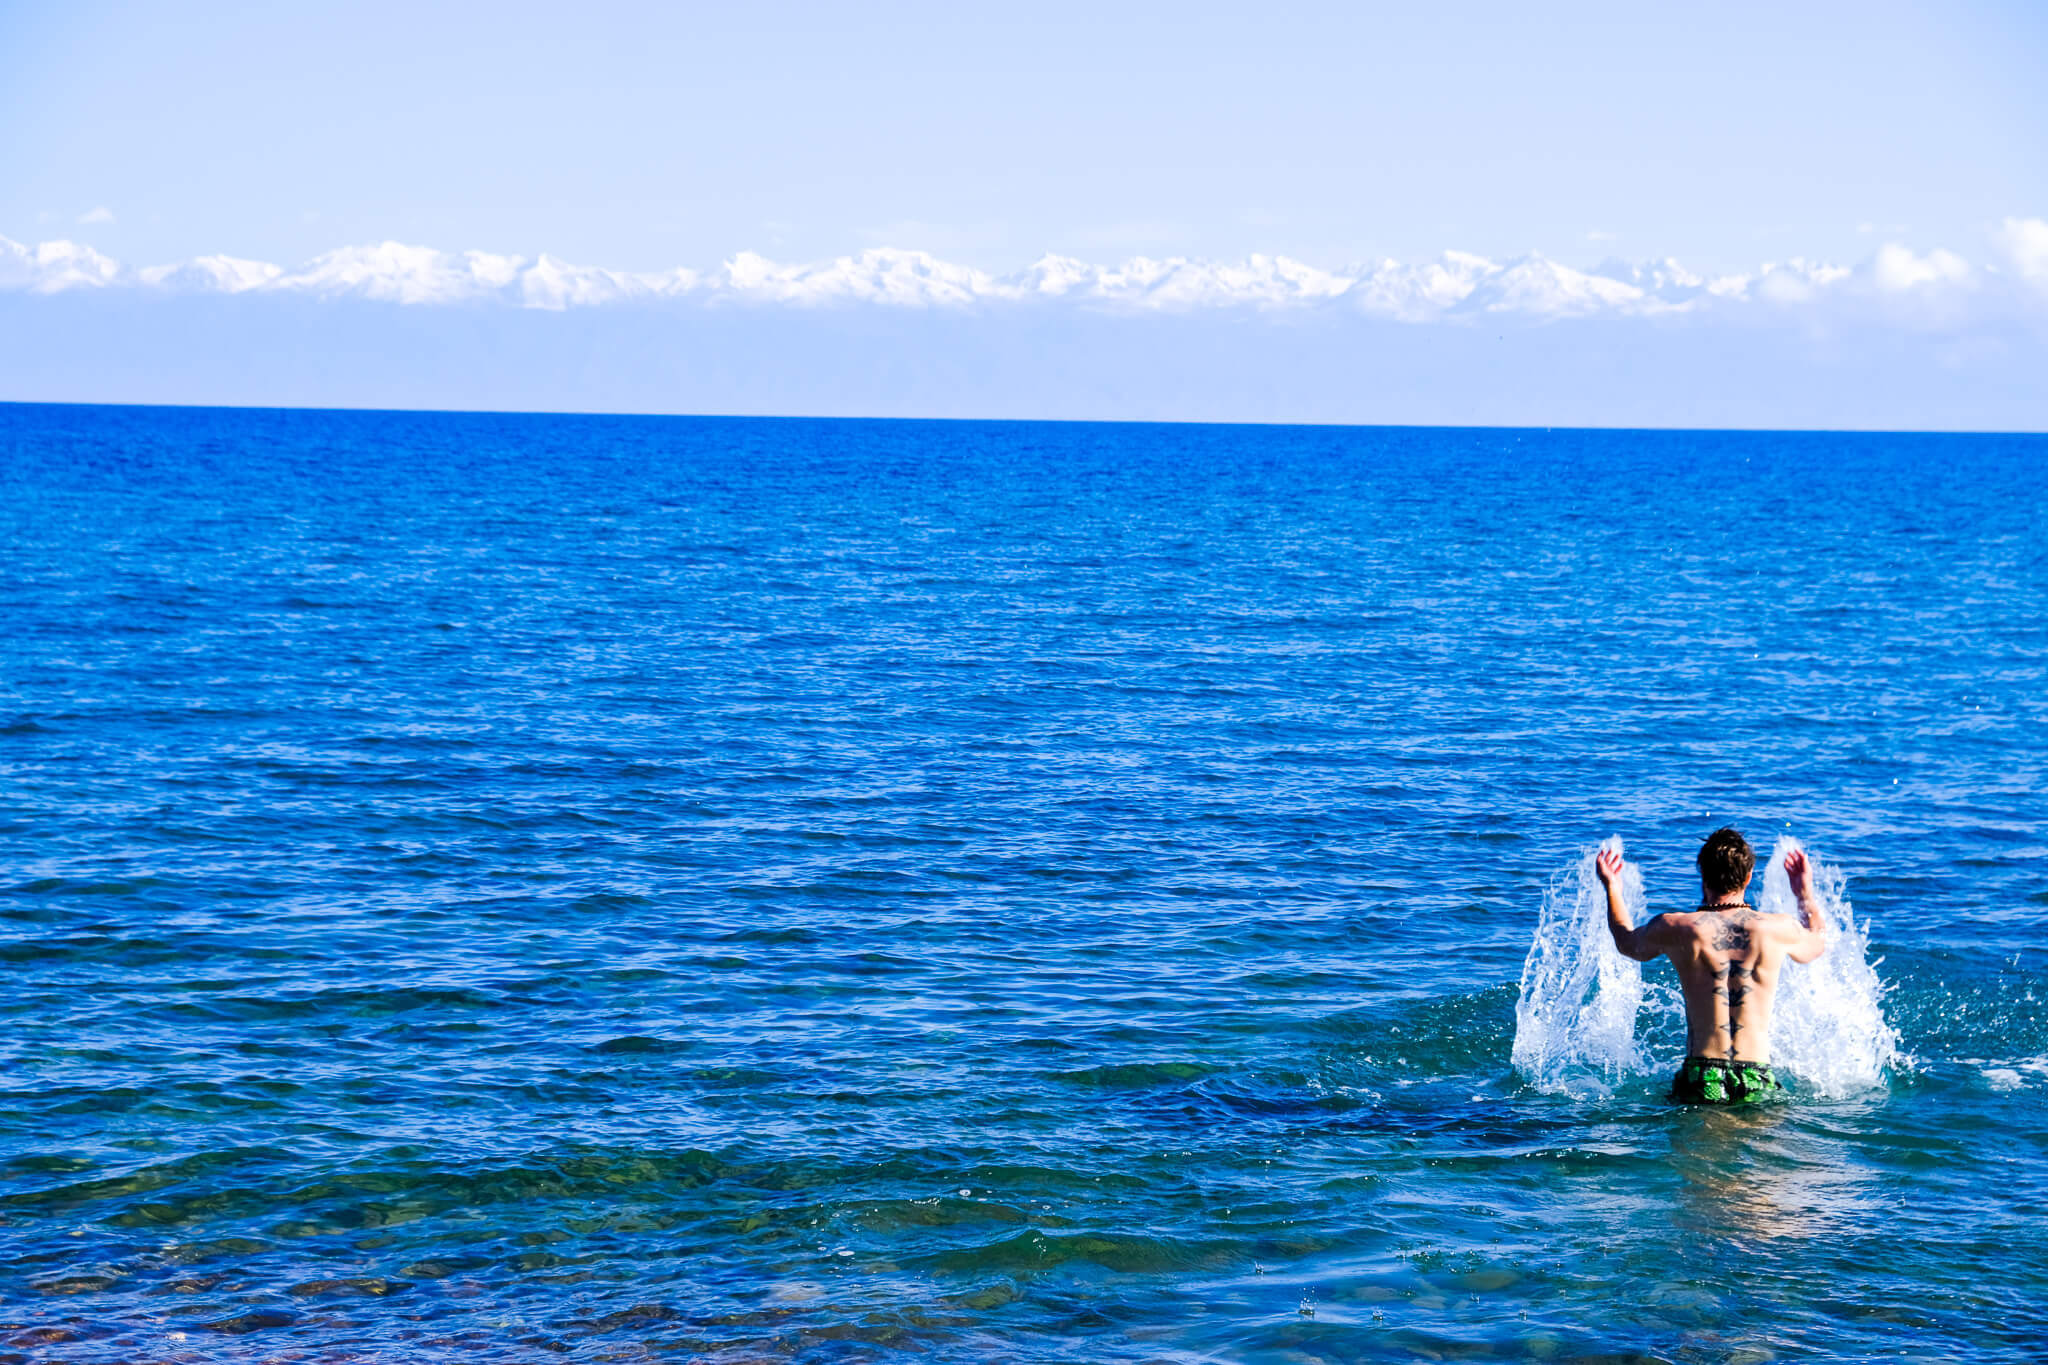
[1707,911,1757,1059]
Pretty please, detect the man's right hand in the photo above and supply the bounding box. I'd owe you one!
[1596,845,1661,961]
[1596,848,1625,886]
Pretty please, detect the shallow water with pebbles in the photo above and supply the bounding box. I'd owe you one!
[3,405,2045,1361]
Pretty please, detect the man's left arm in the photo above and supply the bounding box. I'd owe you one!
[1782,848,1828,963]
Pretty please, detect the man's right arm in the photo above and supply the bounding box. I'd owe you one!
[1596,847,1664,962]
[1783,848,1828,963]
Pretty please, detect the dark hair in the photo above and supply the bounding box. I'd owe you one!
[1696,827,1755,897]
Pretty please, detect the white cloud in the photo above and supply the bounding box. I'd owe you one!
[1062,253,1352,311]
[1345,253,1499,320]
[5,228,2047,328]
[719,248,996,307]
[1591,257,1710,304]
[271,242,526,304]
[1870,243,1971,292]
[77,206,115,226]
[1009,253,1095,299]
[0,235,124,292]
[1996,216,2048,284]
[1338,252,1696,319]
[138,255,284,293]
[519,254,698,310]
[1461,255,1647,317]
[1749,259,1854,305]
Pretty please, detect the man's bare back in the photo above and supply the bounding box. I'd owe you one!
[1595,830,1827,1101]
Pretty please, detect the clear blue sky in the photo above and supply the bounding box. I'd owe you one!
[4,0,2043,273]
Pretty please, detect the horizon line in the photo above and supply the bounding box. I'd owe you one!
[7,396,2043,439]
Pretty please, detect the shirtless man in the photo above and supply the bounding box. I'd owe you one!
[1596,827,1828,1104]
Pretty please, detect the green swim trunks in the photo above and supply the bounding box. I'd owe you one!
[1670,1056,1785,1105]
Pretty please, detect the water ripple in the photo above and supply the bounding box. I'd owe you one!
[2,407,2045,1360]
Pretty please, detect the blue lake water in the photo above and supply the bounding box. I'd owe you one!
[2,403,2045,1362]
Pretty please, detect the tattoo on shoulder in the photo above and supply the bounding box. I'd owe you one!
[1710,911,1754,953]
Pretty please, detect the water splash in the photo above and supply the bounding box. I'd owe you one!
[1511,836,1657,1096]
[1512,835,1899,1098]
[1756,836,1901,1096]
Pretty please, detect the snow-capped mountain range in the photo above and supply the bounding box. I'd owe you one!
[5,222,2045,320]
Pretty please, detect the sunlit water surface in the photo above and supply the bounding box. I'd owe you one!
[2,406,2045,1362]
